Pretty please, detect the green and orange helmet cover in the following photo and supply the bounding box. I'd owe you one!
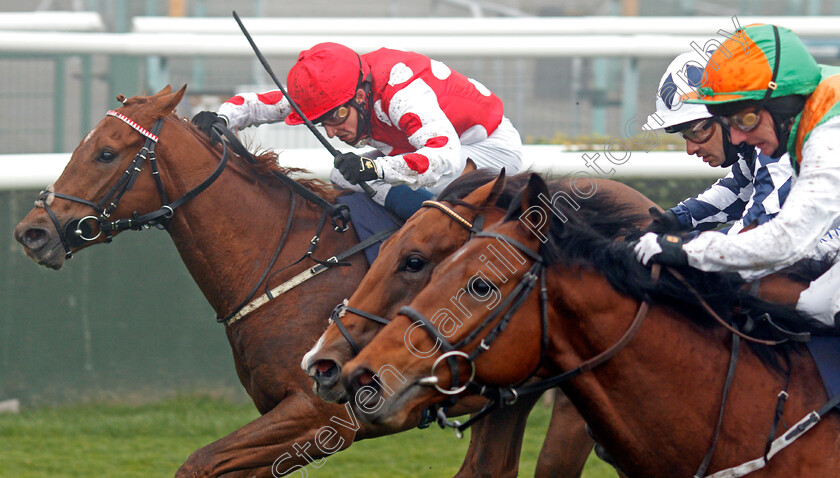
[685,23,820,106]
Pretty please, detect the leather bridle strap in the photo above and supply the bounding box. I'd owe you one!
[214,124,352,232]
[35,115,165,258]
[497,263,661,400]
[222,224,398,326]
[667,267,787,346]
[328,199,485,355]
[329,303,391,355]
[451,264,661,434]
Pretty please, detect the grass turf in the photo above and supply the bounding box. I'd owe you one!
[0,395,618,477]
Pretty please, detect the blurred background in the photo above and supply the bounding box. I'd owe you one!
[3,0,840,408]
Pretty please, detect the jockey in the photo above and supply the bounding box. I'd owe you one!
[192,42,523,220]
[644,50,792,236]
[635,24,840,331]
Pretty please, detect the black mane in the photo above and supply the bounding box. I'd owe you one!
[501,177,834,374]
[439,169,647,240]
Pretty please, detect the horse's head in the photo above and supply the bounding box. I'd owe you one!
[302,169,508,403]
[14,85,187,269]
[340,174,553,427]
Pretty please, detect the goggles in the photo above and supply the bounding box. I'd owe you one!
[720,108,762,133]
[667,118,716,144]
[318,105,351,127]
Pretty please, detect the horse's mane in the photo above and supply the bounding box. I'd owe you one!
[439,170,647,240]
[501,178,835,373]
[174,114,340,202]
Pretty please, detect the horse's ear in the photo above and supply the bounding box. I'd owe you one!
[521,173,548,211]
[460,158,477,177]
[505,173,551,238]
[480,167,506,209]
[159,85,187,116]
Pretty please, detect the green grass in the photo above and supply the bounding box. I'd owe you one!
[0,396,618,477]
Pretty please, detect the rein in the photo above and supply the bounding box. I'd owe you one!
[399,231,660,436]
[328,200,484,355]
[36,112,173,259]
[667,267,791,346]
[34,110,360,325]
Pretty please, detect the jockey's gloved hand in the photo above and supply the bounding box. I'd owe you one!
[633,232,688,267]
[191,111,227,143]
[643,207,681,234]
[334,152,381,184]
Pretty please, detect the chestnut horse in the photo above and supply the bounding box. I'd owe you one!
[13,86,583,477]
[343,174,840,477]
[302,169,658,476]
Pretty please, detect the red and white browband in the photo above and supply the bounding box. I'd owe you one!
[106,110,159,142]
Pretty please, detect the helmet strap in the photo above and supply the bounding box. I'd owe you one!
[720,120,746,167]
[348,73,373,146]
[761,25,786,158]
[769,113,796,158]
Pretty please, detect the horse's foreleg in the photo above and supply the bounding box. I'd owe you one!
[452,391,541,478]
[534,389,593,478]
[175,393,360,478]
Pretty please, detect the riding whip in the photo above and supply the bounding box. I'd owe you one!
[232,11,376,197]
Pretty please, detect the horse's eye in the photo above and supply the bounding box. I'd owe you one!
[400,256,427,273]
[98,150,117,163]
[471,278,492,296]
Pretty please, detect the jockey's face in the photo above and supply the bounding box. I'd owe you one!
[726,109,778,156]
[323,107,358,145]
[683,120,726,167]
[322,89,365,146]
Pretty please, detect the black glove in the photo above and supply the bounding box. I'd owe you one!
[334,152,380,184]
[191,111,227,143]
[644,207,682,234]
[633,232,689,268]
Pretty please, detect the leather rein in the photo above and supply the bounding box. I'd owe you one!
[399,229,660,436]
[34,111,354,324]
[328,200,485,355]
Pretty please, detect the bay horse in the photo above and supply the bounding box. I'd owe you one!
[302,169,658,476]
[13,86,580,477]
[342,173,840,477]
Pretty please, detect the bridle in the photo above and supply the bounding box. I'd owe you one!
[33,109,355,324]
[35,110,228,259]
[328,200,485,355]
[398,230,659,436]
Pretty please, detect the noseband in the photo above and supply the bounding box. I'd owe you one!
[329,200,485,355]
[400,231,658,435]
[35,110,229,259]
[399,231,548,397]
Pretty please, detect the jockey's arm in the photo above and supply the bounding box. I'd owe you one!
[682,116,840,277]
[217,91,293,131]
[670,167,752,231]
[374,80,461,190]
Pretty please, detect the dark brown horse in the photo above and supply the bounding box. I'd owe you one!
[302,169,658,477]
[13,86,585,477]
[343,173,840,477]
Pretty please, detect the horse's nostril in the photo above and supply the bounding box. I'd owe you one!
[312,360,341,388]
[315,360,336,376]
[21,228,48,248]
[357,369,376,388]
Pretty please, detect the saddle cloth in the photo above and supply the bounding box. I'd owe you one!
[336,192,401,265]
[806,336,840,412]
